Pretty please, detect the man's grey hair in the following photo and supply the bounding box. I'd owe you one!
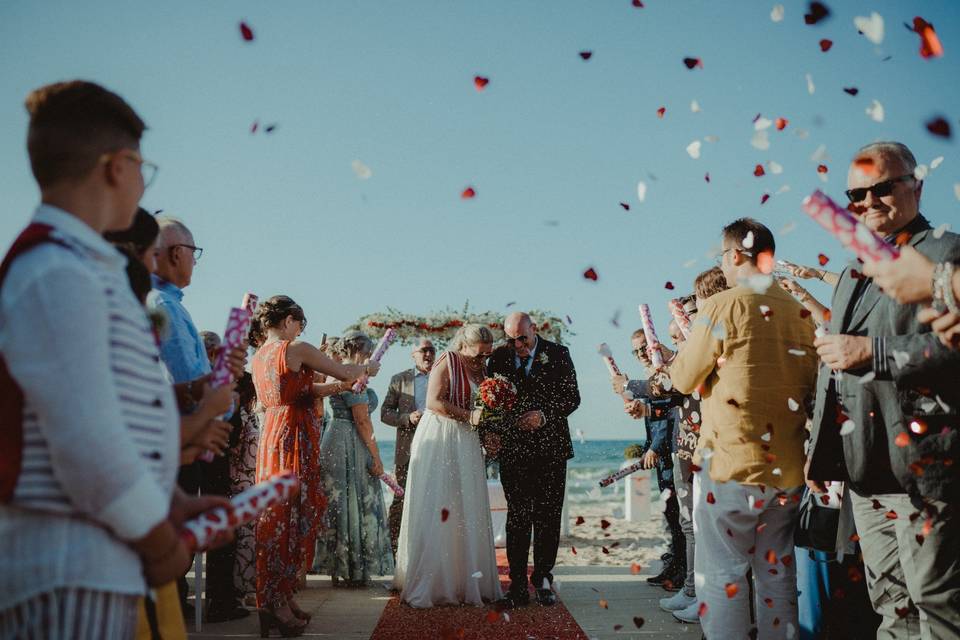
[155,216,193,248]
[412,338,434,353]
[855,141,918,174]
[200,331,221,352]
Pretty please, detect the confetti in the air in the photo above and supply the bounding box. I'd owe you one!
[911,17,944,59]
[806,73,816,94]
[854,12,884,45]
[461,186,476,199]
[656,106,666,118]
[351,160,372,180]
[683,57,704,69]
[665,281,675,290]
[926,117,952,139]
[691,99,701,113]
[579,50,593,60]
[866,100,885,123]
[474,75,489,91]
[687,140,703,159]
[637,181,647,202]
[844,87,860,96]
[583,267,599,281]
[933,222,951,239]
[914,165,929,180]
[771,5,785,23]
[840,419,856,436]
[440,508,450,522]
[819,39,833,52]
[931,156,945,170]
[619,202,631,211]
[239,21,255,41]
[768,161,783,174]
[788,397,800,412]
[751,130,770,151]
[775,117,789,130]
[804,2,830,26]
[818,253,829,266]
[754,164,766,177]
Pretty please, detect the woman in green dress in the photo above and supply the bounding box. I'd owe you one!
[313,331,394,585]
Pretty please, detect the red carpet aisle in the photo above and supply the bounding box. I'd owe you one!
[370,551,590,640]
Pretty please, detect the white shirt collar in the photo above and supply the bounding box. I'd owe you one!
[33,204,126,268]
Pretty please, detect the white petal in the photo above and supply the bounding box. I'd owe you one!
[761,431,772,442]
[351,159,372,179]
[914,164,929,181]
[772,468,782,476]
[810,144,829,163]
[866,100,884,123]
[893,350,910,368]
[691,99,701,113]
[637,180,648,203]
[788,349,806,356]
[853,12,884,45]
[751,130,770,151]
[704,135,720,143]
[788,397,800,412]
[930,156,944,170]
[768,161,783,175]
[743,231,755,248]
[954,184,960,202]
[780,221,797,235]
[933,223,950,239]
[754,117,773,131]
[472,571,483,578]
[840,420,856,436]
[771,4,785,23]
[686,140,702,159]
[776,184,792,195]
[806,73,815,95]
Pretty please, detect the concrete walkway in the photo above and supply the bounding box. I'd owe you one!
[187,564,698,639]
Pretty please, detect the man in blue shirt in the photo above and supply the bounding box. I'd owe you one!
[148,217,248,623]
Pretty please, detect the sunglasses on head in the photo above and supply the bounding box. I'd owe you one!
[505,334,529,346]
[845,174,915,204]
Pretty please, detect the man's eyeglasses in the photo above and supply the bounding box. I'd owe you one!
[845,174,915,204]
[171,244,203,263]
[101,150,159,189]
[416,347,436,354]
[504,334,529,346]
[632,347,646,356]
[714,247,752,266]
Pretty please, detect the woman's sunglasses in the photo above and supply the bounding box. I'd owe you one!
[845,174,914,204]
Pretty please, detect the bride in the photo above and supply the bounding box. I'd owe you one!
[393,324,503,608]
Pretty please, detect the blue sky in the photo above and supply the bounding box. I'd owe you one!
[1,0,958,442]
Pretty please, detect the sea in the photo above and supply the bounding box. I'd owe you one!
[377,439,657,509]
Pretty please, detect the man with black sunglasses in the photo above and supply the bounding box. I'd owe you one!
[380,338,436,555]
[485,312,581,608]
[806,141,960,638]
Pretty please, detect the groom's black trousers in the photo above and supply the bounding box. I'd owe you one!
[500,459,567,592]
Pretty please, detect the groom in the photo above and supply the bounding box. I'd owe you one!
[485,312,581,608]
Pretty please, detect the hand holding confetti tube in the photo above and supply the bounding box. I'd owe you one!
[352,328,396,393]
[668,299,691,339]
[380,473,404,497]
[598,343,633,400]
[638,304,665,368]
[599,460,645,488]
[180,472,299,552]
[801,190,900,263]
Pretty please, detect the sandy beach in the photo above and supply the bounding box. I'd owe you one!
[559,501,670,574]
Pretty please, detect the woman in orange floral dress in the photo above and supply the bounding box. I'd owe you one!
[249,296,380,636]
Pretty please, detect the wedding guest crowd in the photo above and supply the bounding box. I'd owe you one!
[2,78,959,640]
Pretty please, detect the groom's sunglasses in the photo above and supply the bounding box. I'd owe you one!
[504,335,529,346]
[845,174,914,204]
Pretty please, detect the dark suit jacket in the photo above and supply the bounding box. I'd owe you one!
[808,217,960,502]
[485,336,581,466]
[379,368,418,469]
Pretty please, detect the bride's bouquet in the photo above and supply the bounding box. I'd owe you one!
[474,375,517,430]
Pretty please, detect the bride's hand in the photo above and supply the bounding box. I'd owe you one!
[469,408,483,427]
[368,457,384,478]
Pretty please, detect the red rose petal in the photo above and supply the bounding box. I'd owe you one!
[843,87,860,96]
[583,267,599,281]
[579,50,593,60]
[775,117,788,130]
[239,21,255,41]
[461,187,476,199]
[926,117,952,139]
[754,164,765,177]
[600,519,612,530]
[818,253,829,266]
[630,562,643,574]
[656,106,666,118]
[698,602,708,617]
[571,546,577,554]
[706,492,716,504]
[705,172,711,183]
[665,281,675,290]
[766,549,778,564]
[761,193,770,205]
[485,610,500,623]
[441,507,450,522]
[895,432,911,447]
[264,124,277,134]
[683,57,703,69]
[632,0,644,7]
[474,76,489,91]
[633,616,645,628]
[620,202,630,211]
[817,164,828,174]
[820,39,833,52]
[575,515,585,525]
[250,120,259,134]
[885,509,898,520]
[804,2,830,25]
[601,546,610,554]
[800,308,812,319]
[913,17,944,59]
[725,583,739,598]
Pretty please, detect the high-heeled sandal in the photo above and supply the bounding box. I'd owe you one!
[258,609,307,638]
[288,602,311,623]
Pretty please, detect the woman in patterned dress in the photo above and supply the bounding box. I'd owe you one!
[249,297,379,636]
[229,371,260,606]
[312,331,394,586]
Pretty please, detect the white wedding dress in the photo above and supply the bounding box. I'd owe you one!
[393,352,503,608]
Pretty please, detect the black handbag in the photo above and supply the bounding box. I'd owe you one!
[794,488,840,552]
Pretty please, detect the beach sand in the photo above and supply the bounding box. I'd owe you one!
[558,501,671,574]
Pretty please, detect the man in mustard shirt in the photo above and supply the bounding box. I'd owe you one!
[670,218,817,639]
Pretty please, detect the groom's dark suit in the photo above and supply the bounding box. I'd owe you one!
[486,336,580,595]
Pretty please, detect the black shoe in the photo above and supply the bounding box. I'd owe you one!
[535,588,557,606]
[180,601,195,621]
[494,591,530,609]
[205,603,251,623]
[660,561,687,593]
[647,557,683,586]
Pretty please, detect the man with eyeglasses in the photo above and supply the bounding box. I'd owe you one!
[380,338,436,555]
[806,141,960,638]
[147,217,247,622]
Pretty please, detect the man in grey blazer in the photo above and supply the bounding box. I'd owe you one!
[807,141,960,638]
[380,338,435,554]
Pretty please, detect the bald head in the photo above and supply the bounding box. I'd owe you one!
[504,312,537,357]
[154,216,197,289]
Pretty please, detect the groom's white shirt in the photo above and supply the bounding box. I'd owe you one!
[513,336,539,375]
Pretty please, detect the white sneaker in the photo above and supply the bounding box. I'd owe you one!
[659,590,696,612]
[672,599,701,624]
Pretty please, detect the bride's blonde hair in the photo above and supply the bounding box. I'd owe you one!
[450,324,494,351]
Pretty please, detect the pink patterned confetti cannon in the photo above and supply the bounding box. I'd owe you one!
[352,328,397,393]
[599,459,646,488]
[380,472,404,497]
[180,471,299,553]
[200,293,259,461]
[801,190,900,263]
[668,299,692,339]
[597,343,633,400]
[637,304,664,368]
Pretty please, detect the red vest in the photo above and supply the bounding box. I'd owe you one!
[0,223,69,502]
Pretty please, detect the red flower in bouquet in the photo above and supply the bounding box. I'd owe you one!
[475,375,517,425]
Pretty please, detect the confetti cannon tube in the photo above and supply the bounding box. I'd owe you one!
[801,190,900,263]
[180,472,299,552]
[380,473,404,497]
[668,299,691,339]
[637,304,665,368]
[200,293,259,461]
[352,328,397,393]
[599,460,645,488]
[597,343,633,400]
